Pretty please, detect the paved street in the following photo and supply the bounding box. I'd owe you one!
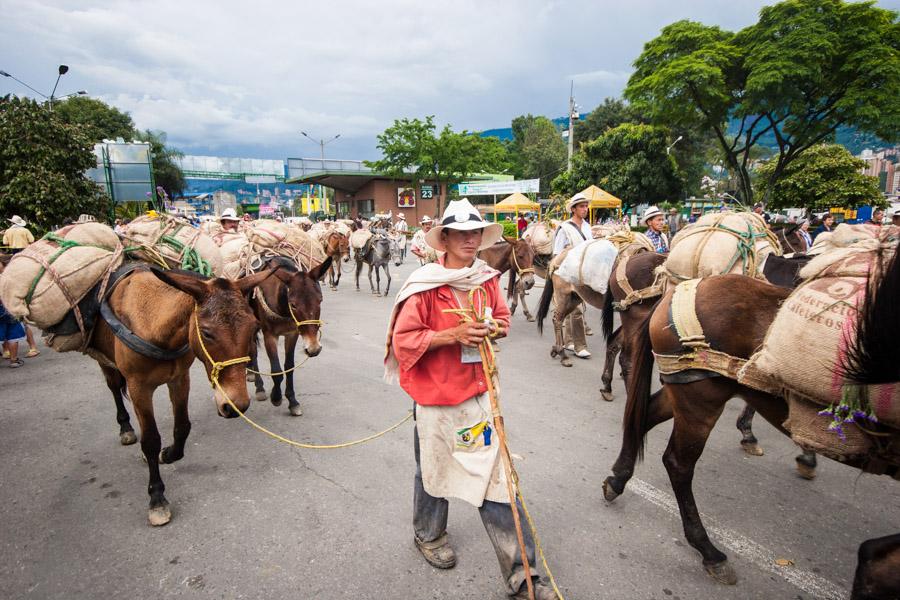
[2,258,898,600]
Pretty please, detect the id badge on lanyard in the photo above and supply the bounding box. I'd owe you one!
[453,288,490,364]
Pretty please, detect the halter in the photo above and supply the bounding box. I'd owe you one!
[193,305,251,386]
[510,245,535,277]
[287,301,324,331]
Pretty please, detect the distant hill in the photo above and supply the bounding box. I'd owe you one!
[479,115,891,155]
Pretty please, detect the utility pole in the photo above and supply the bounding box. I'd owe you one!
[567,81,578,171]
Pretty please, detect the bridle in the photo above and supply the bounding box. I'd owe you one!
[193,305,251,385]
[510,244,535,277]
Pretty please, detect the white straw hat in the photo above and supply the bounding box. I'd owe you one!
[565,193,589,213]
[642,206,663,224]
[9,215,27,227]
[420,215,433,224]
[220,208,240,221]
[424,198,503,251]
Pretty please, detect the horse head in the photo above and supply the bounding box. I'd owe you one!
[150,268,277,418]
[270,257,333,357]
[506,235,536,290]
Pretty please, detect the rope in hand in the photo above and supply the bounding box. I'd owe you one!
[443,287,564,600]
[192,306,412,449]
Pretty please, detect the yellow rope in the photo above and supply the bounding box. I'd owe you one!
[193,305,413,450]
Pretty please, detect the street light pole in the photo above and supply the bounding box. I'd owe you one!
[666,135,684,155]
[0,65,85,111]
[567,81,578,172]
[300,131,341,160]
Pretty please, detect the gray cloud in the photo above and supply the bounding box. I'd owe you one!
[2,0,898,160]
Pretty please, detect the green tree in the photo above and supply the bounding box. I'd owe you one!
[626,0,900,204]
[756,143,884,211]
[367,116,510,214]
[552,123,683,210]
[0,95,109,232]
[574,97,645,145]
[54,96,135,142]
[135,129,185,198]
[507,114,566,193]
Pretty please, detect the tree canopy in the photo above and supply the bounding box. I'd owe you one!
[366,116,510,214]
[574,98,645,145]
[54,96,135,142]
[0,95,109,232]
[756,143,884,211]
[625,0,900,204]
[507,114,566,193]
[552,123,683,210]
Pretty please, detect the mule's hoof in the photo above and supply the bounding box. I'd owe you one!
[246,373,255,382]
[255,390,267,402]
[148,504,171,527]
[119,431,138,446]
[704,561,737,585]
[602,477,621,502]
[796,462,817,480]
[526,316,535,322]
[740,441,764,456]
[561,357,573,367]
[289,404,303,417]
[550,349,559,358]
[600,390,614,402]
[270,395,283,407]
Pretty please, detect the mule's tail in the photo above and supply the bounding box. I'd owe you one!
[842,249,900,384]
[602,287,615,343]
[507,266,518,301]
[623,305,656,461]
[536,272,555,335]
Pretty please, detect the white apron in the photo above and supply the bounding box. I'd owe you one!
[416,394,509,507]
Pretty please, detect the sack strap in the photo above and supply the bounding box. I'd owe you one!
[670,278,708,349]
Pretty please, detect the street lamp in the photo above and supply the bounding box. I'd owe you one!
[300,131,341,160]
[0,64,86,110]
[666,135,684,155]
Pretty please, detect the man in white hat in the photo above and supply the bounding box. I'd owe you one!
[642,206,669,253]
[3,215,34,251]
[385,198,554,599]
[552,193,592,359]
[410,215,437,266]
[219,208,241,233]
[394,212,409,234]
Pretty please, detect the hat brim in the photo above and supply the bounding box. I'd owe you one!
[642,212,662,224]
[424,222,503,252]
[220,216,241,221]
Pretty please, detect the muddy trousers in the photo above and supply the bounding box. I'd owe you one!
[413,426,539,596]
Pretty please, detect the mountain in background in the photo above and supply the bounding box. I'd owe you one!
[480,115,892,155]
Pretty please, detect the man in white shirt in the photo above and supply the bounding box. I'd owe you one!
[411,216,437,265]
[553,193,592,358]
[395,213,409,234]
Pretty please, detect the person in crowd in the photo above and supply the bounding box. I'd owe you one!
[666,208,681,237]
[386,197,555,600]
[813,213,834,239]
[517,214,527,237]
[642,206,669,253]
[220,208,241,233]
[411,216,437,265]
[2,215,39,358]
[0,298,25,368]
[752,202,770,225]
[395,213,409,235]
[892,208,900,228]
[553,193,592,359]
[868,207,885,226]
[798,218,813,251]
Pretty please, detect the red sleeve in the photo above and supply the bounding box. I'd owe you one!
[391,293,437,372]
[486,276,511,331]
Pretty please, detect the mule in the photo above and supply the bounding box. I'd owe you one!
[91,265,275,525]
[249,256,332,417]
[355,234,397,296]
[322,231,350,290]
[611,257,900,591]
[774,225,808,254]
[478,237,536,320]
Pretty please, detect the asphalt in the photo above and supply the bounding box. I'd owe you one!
[1,257,898,600]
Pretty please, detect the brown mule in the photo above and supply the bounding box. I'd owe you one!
[90,266,275,526]
[322,231,350,290]
[477,237,536,320]
[249,256,332,416]
[615,263,900,590]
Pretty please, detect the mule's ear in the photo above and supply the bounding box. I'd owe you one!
[236,268,277,293]
[503,235,517,244]
[271,265,295,284]
[308,256,333,281]
[150,268,210,302]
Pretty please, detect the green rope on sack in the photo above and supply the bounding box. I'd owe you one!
[24,233,120,306]
[159,234,213,276]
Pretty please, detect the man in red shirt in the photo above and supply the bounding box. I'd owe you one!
[384,198,554,599]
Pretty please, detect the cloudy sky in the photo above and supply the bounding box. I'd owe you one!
[2,0,898,161]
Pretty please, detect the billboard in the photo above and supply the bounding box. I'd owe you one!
[398,187,416,208]
[456,178,540,196]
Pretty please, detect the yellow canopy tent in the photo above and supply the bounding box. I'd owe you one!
[486,192,540,238]
[579,185,623,222]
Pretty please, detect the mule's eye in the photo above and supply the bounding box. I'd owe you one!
[200,328,215,340]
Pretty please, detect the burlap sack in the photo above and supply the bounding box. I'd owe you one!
[739,250,900,428]
[605,230,654,253]
[0,223,123,329]
[783,394,873,462]
[246,221,326,271]
[350,229,373,250]
[523,223,554,255]
[664,211,778,281]
[122,215,223,276]
[555,239,618,293]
